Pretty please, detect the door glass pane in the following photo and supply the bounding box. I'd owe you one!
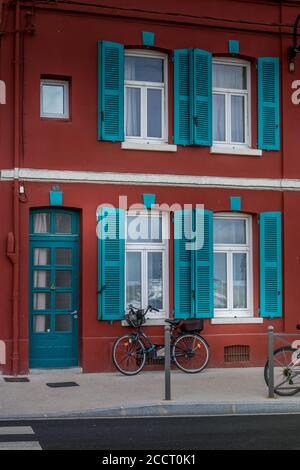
[55,271,72,288]
[34,248,51,266]
[233,253,247,309]
[231,95,245,143]
[213,94,225,141]
[42,84,64,115]
[127,215,162,243]
[126,252,141,309]
[214,253,227,308]
[147,89,162,138]
[148,252,163,310]
[55,213,72,234]
[55,292,72,310]
[126,87,141,137]
[33,315,51,333]
[33,293,50,310]
[33,213,50,233]
[55,315,72,332]
[213,63,246,90]
[33,270,51,288]
[125,56,163,82]
[55,248,72,265]
[214,219,246,244]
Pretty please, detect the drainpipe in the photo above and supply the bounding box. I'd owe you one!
[11,0,21,375]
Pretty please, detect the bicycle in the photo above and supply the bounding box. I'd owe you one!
[264,324,300,396]
[112,304,210,376]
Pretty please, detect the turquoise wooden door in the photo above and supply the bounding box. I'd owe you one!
[29,209,79,368]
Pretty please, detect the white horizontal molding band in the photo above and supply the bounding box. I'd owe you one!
[211,317,264,325]
[1,168,300,191]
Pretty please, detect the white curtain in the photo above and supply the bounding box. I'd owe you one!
[213,63,245,90]
[125,58,140,137]
[126,88,140,137]
[214,218,245,245]
[34,213,49,233]
[213,64,245,144]
[231,95,244,143]
[33,248,49,331]
[233,253,247,309]
[34,315,48,333]
[213,94,225,141]
[147,252,163,310]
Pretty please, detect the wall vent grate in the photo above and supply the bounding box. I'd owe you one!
[224,345,250,363]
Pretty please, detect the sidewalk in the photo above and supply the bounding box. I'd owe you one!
[1,367,300,419]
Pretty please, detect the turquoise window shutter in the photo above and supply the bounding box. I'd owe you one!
[258,57,280,151]
[97,207,125,320]
[193,49,212,146]
[98,41,124,142]
[174,210,193,318]
[174,49,193,145]
[260,212,282,318]
[194,209,214,318]
[97,41,102,141]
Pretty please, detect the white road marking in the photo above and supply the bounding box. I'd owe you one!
[0,441,42,450]
[0,426,34,435]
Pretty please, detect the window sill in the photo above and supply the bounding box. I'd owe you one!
[210,146,262,157]
[122,142,177,152]
[121,318,167,327]
[211,317,263,325]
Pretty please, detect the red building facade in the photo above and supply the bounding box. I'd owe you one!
[1,0,300,374]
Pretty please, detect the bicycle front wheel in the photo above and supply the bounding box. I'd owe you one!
[112,334,146,376]
[264,346,300,396]
[172,334,210,373]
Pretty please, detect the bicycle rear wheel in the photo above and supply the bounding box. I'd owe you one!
[264,346,300,396]
[112,334,146,376]
[172,333,209,373]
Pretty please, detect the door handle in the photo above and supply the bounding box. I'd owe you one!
[70,310,78,319]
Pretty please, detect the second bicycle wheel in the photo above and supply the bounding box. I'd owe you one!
[172,334,210,373]
[264,346,300,396]
[112,334,146,376]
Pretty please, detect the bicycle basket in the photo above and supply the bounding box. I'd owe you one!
[125,309,145,327]
[179,319,203,333]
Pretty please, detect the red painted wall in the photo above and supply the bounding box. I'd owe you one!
[13,181,285,372]
[2,0,300,373]
[21,4,282,179]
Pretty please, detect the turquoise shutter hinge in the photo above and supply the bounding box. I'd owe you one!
[143,193,156,209]
[142,31,155,47]
[228,40,240,54]
[49,191,63,206]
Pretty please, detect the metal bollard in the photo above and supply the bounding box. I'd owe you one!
[268,325,275,398]
[164,324,171,400]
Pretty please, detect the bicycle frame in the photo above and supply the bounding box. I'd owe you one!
[129,326,207,358]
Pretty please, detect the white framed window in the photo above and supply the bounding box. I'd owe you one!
[124,50,167,144]
[212,59,250,148]
[40,79,69,119]
[125,211,169,318]
[213,213,252,318]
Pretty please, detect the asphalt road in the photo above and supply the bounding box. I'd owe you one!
[1,415,300,450]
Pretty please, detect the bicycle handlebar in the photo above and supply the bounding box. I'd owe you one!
[128,304,159,315]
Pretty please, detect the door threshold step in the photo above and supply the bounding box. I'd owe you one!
[29,367,83,375]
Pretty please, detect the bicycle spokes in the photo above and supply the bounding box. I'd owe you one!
[112,335,146,375]
[173,334,209,373]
